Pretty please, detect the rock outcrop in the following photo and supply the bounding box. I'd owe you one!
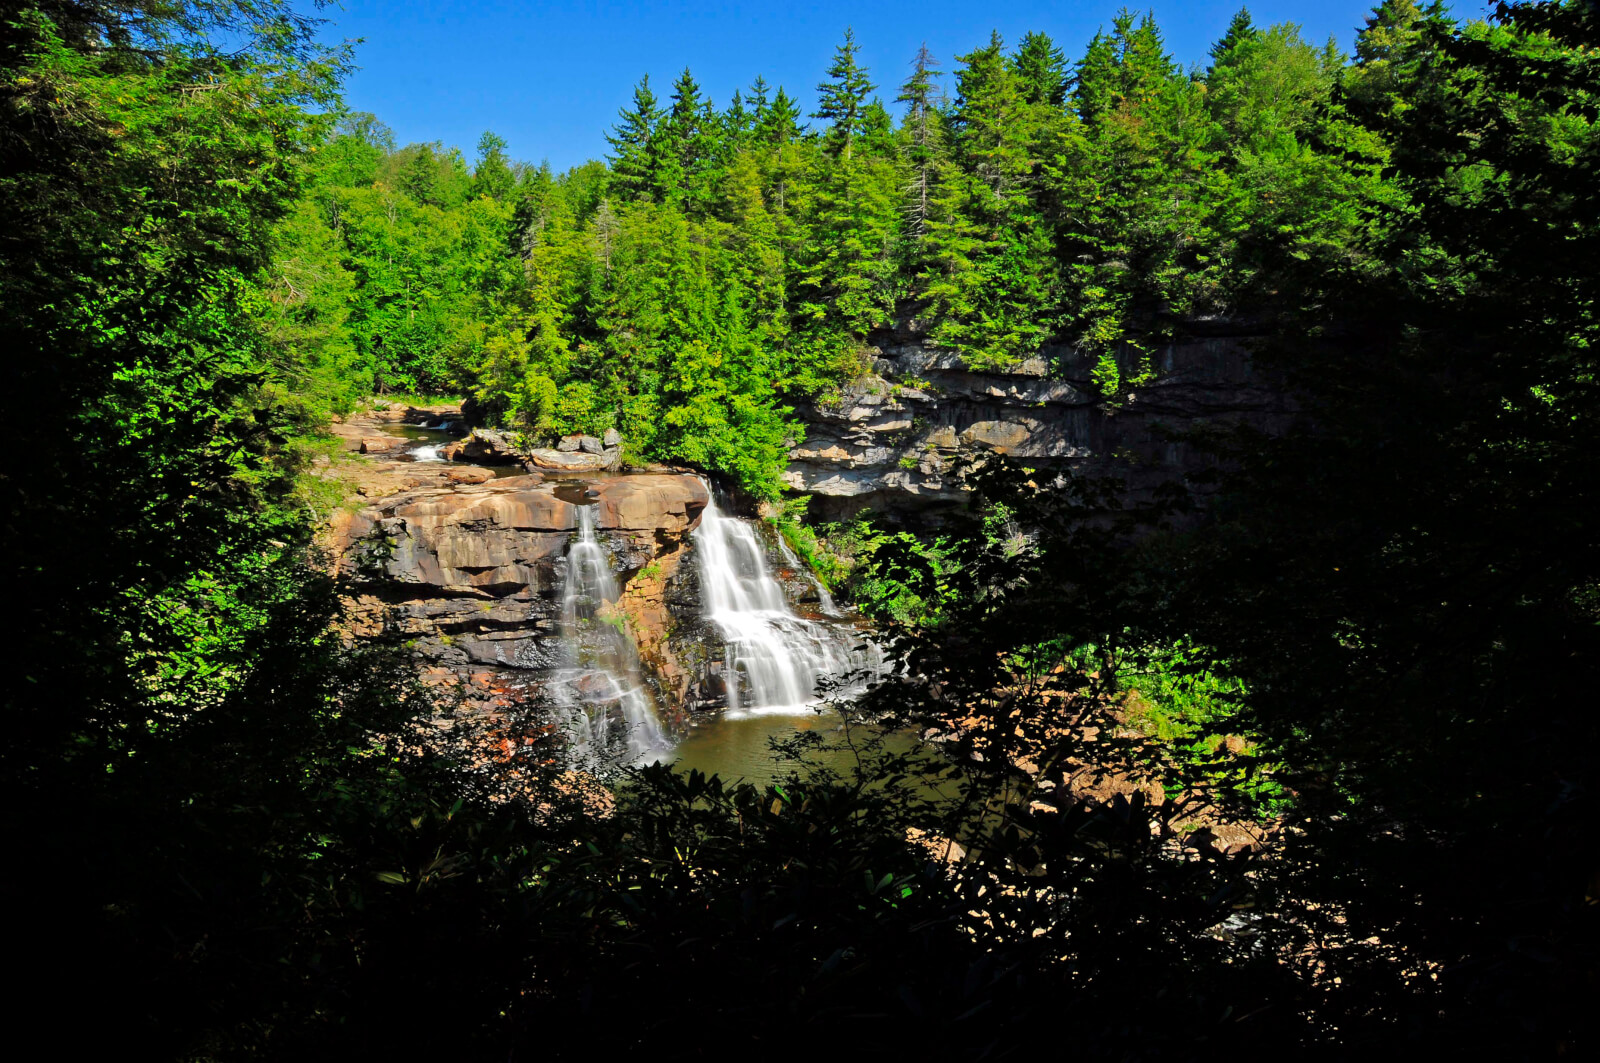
[316,404,512,512]
[445,428,627,473]
[787,323,1291,522]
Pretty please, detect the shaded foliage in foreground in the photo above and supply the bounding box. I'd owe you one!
[4,1,1598,1059]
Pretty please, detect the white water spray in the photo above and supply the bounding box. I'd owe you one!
[694,496,879,715]
[410,442,446,462]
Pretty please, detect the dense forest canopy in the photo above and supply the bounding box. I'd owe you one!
[268,6,1383,495]
[3,0,1597,1057]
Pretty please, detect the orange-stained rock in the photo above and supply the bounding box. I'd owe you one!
[591,474,708,532]
[323,413,724,783]
[336,473,709,601]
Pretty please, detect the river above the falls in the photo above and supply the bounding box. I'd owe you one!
[381,422,527,474]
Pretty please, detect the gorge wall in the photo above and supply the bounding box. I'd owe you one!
[787,322,1290,523]
[324,324,1288,759]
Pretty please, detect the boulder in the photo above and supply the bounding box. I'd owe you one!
[603,427,622,449]
[446,429,523,465]
[446,466,494,484]
[578,434,605,455]
[359,436,401,453]
[961,420,1032,452]
[591,475,708,533]
[526,448,615,472]
[557,434,582,452]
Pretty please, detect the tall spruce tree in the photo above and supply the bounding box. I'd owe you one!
[1011,30,1069,106]
[1120,11,1178,105]
[471,131,515,200]
[1208,7,1260,71]
[1071,29,1119,125]
[725,89,753,148]
[814,27,875,160]
[953,32,1030,193]
[897,43,945,243]
[747,75,771,120]
[605,74,662,201]
[1346,0,1426,106]
[653,67,708,201]
[758,86,804,144]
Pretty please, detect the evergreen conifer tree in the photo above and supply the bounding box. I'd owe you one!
[1072,30,1119,125]
[897,44,945,244]
[1120,12,1177,105]
[747,75,771,121]
[815,28,875,160]
[1011,30,1068,106]
[758,87,804,144]
[1208,7,1259,71]
[606,75,662,201]
[953,32,1029,193]
[652,67,708,201]
[1347,0,1426,106]
[471,131,515,200]
[725,90,752,147]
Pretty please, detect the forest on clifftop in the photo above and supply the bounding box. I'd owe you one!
[264,6,1382,495]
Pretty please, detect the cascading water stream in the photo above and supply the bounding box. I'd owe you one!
[409,442,446,462]
[694,494,879,715]
[552,505,667,766]
[776,535,842,617]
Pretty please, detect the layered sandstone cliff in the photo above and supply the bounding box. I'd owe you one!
[786,324,1290,522]
[336,475,709,692]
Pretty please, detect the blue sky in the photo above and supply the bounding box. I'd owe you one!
[314,1,1435,171]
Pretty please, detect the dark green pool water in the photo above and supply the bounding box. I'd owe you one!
[666,707,944,790]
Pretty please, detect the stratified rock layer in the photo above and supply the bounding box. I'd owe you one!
[787,324,1290,522]
[337,474,710,698]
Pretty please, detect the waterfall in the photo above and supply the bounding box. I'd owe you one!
[776,535,842,617]
[410,442,446,462]
[694,496,880,715]
[552,505,667,766]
